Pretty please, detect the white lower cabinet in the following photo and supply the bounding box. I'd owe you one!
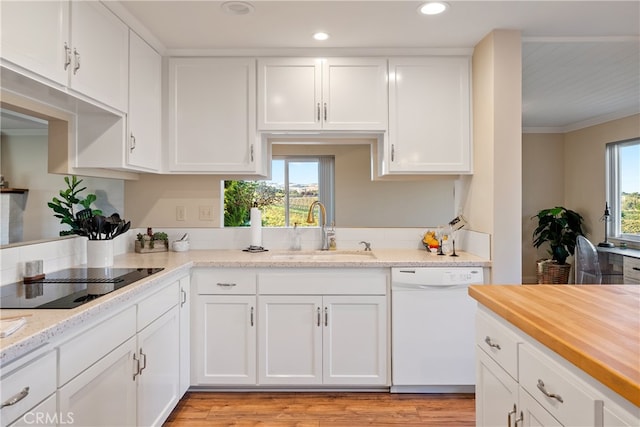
[179,276,191,395]
[259,295,387,386]
[475,306,639,427]
[137,306,180,427]
[194,295,257,385]
[192,268,389,388]
[2,274,188,427]
[58,336,138,427]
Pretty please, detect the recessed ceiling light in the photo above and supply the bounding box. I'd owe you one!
[418,2,449,15]
[313,32,330,41]
[221,1,255,16]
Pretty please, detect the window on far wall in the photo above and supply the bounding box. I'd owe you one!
[224,156,335,227]
[606,139,640,242]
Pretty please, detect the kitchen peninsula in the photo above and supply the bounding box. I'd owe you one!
[469,284,640,426]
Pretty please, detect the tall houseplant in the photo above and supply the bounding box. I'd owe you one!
[48,176,102,236]
[532,206,585,283]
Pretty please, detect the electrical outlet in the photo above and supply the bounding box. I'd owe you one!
[176,206,186,221]
[199,206,214,221]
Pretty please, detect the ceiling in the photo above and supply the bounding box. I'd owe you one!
[2,1,638,133]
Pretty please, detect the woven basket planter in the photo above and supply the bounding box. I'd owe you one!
[537,260,571,284]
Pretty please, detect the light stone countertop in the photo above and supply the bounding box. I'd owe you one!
[0,249,490,366]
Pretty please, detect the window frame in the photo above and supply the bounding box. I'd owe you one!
[223,155,335,228]
[606,138,640,243]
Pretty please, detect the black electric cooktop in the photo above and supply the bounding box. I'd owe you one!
[0,268,164,309]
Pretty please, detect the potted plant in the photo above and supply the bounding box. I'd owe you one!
[532,206,585,283]
[48,176,102,236]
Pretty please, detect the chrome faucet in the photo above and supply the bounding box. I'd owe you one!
[360,241,372,251]
[306,201,329,250]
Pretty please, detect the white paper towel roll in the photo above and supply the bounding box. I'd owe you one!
[250,207,262,247]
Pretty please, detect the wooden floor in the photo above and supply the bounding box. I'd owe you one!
[163,392,475,427]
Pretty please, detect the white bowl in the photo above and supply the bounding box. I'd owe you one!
[172,240,189,252]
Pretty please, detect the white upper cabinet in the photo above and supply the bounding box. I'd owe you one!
[258,57,388,131]
[70,1,129,112]
[168,57,264,174]
[0,1,129,113]
[0,0,70,86]
[127,30,161,172]
[385,56,472,175]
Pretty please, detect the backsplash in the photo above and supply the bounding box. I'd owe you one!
[0,228,490,286]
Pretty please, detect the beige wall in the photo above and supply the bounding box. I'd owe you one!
[124,143,457,229]
[521,113,640,283]
[564,114,640,242]
[467,29,523,283]
[521,133,565,282]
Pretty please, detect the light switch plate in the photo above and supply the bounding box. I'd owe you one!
[199,206,214,221]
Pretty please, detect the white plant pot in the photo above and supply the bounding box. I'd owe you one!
[87,240,114,268]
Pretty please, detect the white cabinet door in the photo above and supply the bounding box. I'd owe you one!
[257,57,388,131]
[70,1,129,112]
[69,1,129,112]
[0,0,69,86]
[168,57,260,173]
[258,295,323,385]
[137,306,180,427]
[322,58,388,130]
[257,58,322,130]
[194,295,257,385]
[58,336,137,427]
[387,56,471,174]
[476,349,519,427]
[322,295,387,385]
[127,30,161,172]
[179,276,191,395]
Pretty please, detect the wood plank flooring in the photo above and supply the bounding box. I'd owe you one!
[163,392,475,427]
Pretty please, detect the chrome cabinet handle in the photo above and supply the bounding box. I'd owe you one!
[317,103,321,121]
[391,144,395,162]
[250,306,254,327]
[130,133,136,152]
[507,403,516,427]
[216,283,237,287]
[324,307,328,326]
[139,349,147,375]
[64,43,71,70]
[133,353,140,380]
[537,379,563,403]
[514,411,524,426]
[180,289,186,307]
[1,387,29,409]
[250,144,254,162]
[485,336,501,350]
[316,307,321,327]
[323,102,327,121]
[73,48,80,74]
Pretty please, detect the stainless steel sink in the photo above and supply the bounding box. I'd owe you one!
[269,250,376,260]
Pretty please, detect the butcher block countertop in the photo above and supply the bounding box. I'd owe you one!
[468,285,640,407]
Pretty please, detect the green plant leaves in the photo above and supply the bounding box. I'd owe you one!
[532,206,585,265]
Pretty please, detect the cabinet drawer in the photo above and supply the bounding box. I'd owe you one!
[193,268,257,295]
[137,280,179,331]
[1,351,56,427]
[476,308,521,380]
[623,256,640,282]
[258,269,388,295]
[59,305,136,386]
[519,342,602,427]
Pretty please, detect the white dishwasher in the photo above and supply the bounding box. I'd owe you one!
[391,267,484,393]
